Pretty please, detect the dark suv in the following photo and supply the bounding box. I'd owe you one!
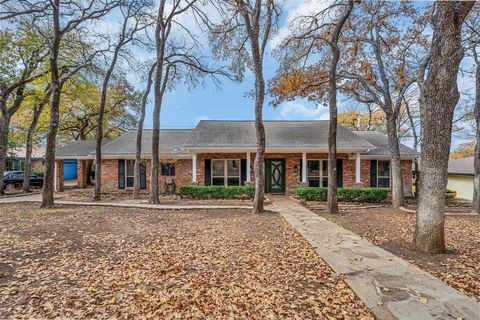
[3,171,44,189]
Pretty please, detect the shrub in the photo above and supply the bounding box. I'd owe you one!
[32,170,44,177]
[179,185,255,199]
[446,188,457,199]
[296,187,389,203]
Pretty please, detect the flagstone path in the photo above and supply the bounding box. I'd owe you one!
[271,197,479,320]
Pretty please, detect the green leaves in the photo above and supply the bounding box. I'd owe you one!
[179,186,256,199]
[296,187,389,203]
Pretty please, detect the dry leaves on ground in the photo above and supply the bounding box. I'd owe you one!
[308,203,480,301]
[0,203,372,319]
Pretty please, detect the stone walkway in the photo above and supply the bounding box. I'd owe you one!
[270,197,479,320]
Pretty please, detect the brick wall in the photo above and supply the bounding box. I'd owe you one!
[401,160,413,196]
[56,160,64,192]
[100,155,414,196]
[77,160,88,188]
[101,159,118,191]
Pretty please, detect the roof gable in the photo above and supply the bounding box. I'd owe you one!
[353,131,419,157]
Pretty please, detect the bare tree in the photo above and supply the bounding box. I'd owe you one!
[325,1,355,214]
[413,1,475,253]
[133,62,156,199]
[148,0,227,204]
[94,0,151,201]
[274,1,354,213]
[338,1,428,208]
[210,0,280,213]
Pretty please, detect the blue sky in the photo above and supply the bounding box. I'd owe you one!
[126,0,474,150]
[138,0,331,129]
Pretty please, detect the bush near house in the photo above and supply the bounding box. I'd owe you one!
[296,187,389,203]
[179,185,255,199]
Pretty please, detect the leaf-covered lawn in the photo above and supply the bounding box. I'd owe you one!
[0,203,372,319]
[308,203,480,301]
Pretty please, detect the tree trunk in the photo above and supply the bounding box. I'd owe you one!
[23,121,35,192]
[253,103,266,213]
[134,63,156,199]
[326,0,353,214]
[0,115,10,194]
[149,2,167,205]
[473,62,480,214]
[251,43,266,214]
[41,0,61,208]
[94,45,122,201]
[23,101,46,192]
[414,1,474,253]
[386,112,404,208]
[42,86,61,208]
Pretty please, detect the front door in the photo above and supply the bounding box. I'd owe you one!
[265,159,285,194]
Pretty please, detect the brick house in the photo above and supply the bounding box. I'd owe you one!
[54,120,418,194]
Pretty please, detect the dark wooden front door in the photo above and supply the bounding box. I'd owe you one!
[265,159,285,194]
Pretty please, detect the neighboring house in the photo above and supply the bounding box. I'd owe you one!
[54,120,418,194]
[447,157,475,200]
[6,146,46,172]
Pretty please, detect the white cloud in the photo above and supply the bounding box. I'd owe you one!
[271,0,334,48]
[279,101,329,120]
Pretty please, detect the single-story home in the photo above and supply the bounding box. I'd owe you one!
[447,156,475,200]
[54,120,418,194]
[6,146,46,172]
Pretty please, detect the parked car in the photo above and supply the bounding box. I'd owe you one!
[3,171,44,189]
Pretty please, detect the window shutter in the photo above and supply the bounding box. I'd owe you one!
[337,159,343,187]
[118,159,125,189]
[370,160,377,187]
[140,163,146,189]
[299,159,303,182]
[204,159,211,186]
[240,159,247,185]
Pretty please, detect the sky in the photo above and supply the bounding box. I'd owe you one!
[118,0,475,150]
[135,0,334,129]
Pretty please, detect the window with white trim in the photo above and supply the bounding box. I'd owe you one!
[212,159,240,186]
[377,160,390,188]
[125,160,135,188]
[307,160,328,187]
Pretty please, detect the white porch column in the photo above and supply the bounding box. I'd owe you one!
[192,153,197,183]
[246,152,251,183]
[301,152,307,183]
[355,152,361,183]
[54,160,58,192]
